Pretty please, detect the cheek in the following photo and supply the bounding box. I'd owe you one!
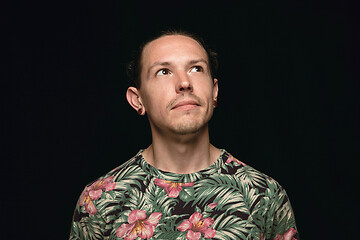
[142,88,172,112]
[194,81,215,100]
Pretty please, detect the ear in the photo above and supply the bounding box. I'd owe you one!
[126,87,146,115]
[213,78,219,100]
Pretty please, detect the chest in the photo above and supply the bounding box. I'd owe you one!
[98,177,268,239]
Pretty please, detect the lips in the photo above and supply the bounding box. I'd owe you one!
[171,100,200,110]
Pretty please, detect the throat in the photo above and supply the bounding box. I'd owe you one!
[142,143,221,174]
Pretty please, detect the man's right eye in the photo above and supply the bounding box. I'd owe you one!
[156,69,171,76]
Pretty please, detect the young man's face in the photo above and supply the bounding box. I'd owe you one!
[136,35,218,136]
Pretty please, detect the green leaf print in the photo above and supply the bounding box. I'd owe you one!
[179,187,195,202]
[193,173,257,215]
[153,230,184,239]
[113,164,146,190]
[70,151,299,240]
[77,215,105,240]
[236,166,267,188]
[213,214,253,239]
[144,179,179,215]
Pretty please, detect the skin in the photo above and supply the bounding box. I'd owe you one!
[126,35,221,174]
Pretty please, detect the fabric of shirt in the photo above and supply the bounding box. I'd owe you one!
[69,150,299,240]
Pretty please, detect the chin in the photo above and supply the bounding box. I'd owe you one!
[171,126,201,135]
[165,111,213,135]
[170,120,208,136]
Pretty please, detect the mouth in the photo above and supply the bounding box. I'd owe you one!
[171,100,200,111]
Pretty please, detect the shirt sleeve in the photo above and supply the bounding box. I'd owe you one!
[264,182,300,240]
[69,191,108,240]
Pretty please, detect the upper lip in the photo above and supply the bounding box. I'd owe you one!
[171,99,200,109]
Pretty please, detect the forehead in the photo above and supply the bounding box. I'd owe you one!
[141,35,208,67]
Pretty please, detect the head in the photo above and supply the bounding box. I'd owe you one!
[127,30,218,89]
[126,30,219,137]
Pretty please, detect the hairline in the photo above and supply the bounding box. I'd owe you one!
[138,33,212,89]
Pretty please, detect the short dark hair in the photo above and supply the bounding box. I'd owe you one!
[126,29,218,89]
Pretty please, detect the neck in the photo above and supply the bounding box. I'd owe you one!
[142,125,221,174]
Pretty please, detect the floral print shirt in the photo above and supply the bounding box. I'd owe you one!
[70,150,299,240]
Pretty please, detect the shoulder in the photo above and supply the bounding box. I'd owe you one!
[88,151,143,185]
[222,153,299,240]
[223,152,286,195]
[76,152,145,215]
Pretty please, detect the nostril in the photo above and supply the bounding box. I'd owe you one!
[177,78,193,92]
[179,86,191,92]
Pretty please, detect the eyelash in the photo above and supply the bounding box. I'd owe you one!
[191,66,204,72]
[156,68,171,76]
[155,66,204,77]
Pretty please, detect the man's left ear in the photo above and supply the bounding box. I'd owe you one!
[213,78,219,100]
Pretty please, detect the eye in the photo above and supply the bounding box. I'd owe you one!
[156,68,171,76]
[190,66,204,73]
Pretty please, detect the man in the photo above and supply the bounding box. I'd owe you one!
[70,30,299,240]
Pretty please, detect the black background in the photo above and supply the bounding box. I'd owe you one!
[4,0,359,239]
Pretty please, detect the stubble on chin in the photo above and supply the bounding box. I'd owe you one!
[169,108,214,136]
[170,121,203,135]
[162,92,215,136]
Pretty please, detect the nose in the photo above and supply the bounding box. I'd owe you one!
[175,72,193,93]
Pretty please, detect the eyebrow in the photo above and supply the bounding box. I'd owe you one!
[188,58,208,66]
[147,58,209,77]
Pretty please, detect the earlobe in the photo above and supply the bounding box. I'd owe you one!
[126,87,146,115]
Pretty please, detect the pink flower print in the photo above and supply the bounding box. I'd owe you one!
[90,176,117,196]
[79,194,97,215]
[116,209,162,240]
[154,178,194,198]
[177,212,216,240]
[273,228,297,240]
[208,202,218,209]
[79,176,116,215]
[259,228,297,240]
[225,155,246,166]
